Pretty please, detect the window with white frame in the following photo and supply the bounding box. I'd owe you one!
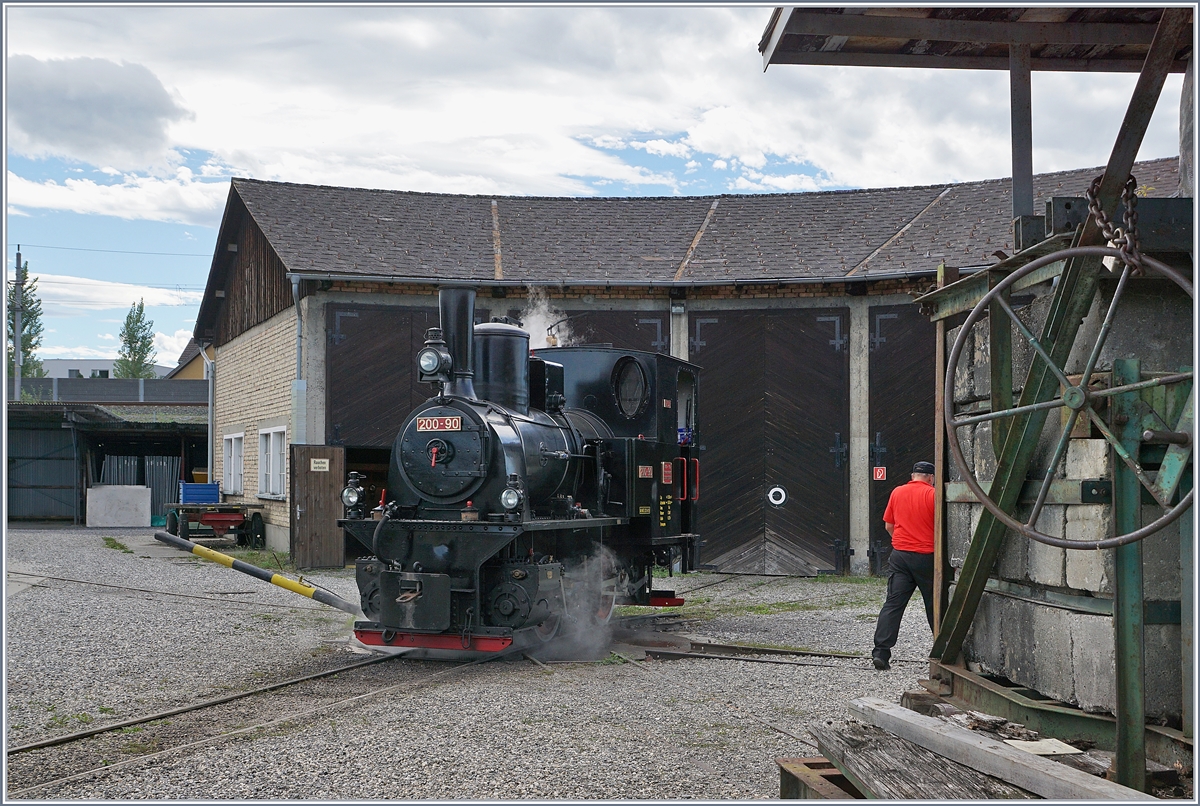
[258,427,287,497]
[222,433,244,494]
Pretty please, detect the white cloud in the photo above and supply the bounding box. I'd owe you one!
[3,4,1185,216]
[40,344,119,360]
[11,271,203,315]
[7,55,192,171]
[7,170,229,225]
[154,328,193,363]
[630,139,691,159]
[96,333,115,340]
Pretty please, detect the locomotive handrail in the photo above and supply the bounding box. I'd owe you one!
[691,459,700,502]
[676,457,688,501]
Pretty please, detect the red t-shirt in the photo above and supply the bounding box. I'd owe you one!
[883,479,935,553]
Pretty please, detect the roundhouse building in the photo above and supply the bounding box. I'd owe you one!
[194,157,1178,570]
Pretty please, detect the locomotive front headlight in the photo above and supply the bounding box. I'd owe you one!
[417,348,442,374]
[341,485,361,507]
[500,487,523,511]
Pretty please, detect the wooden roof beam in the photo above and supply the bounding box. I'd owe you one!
[765,50,1188,73]
[776,10,1162,47]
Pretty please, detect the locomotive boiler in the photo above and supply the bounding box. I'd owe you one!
[339,285,701,652]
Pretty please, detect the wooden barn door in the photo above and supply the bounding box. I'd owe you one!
[765,308,850,574]
[559,309,667,352]
[690,308,850,574]
[290,445,345,569]
[689,311,766,571]
[867,304,936,574]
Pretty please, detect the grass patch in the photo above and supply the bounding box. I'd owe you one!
[121,738,160,755]
[811,573,886,586]
[98,706,116,714]
[224,548,295,573]
[103,537,133,554]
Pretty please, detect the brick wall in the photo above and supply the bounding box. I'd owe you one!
[327,278,933,301]
[213,307,297,544]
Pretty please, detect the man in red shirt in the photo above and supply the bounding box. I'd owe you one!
[872,461,936,671]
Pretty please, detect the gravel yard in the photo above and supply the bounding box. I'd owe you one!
[6,526,934,799]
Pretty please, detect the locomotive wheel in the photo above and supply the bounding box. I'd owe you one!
[165,510,179,536]
[534,613,561,642]
[945,246,1193,550]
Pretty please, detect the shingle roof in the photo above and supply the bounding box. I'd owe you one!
[230,156,1178,286]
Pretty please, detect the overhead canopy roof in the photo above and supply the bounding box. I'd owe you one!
[760,7,1193,72]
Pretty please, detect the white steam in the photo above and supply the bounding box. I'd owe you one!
[520,287,577,349]
[535,543,626,661]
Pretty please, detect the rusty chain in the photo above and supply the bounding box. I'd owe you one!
[1086,174,1143,274]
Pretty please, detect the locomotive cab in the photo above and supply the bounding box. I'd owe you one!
[338,285,700,654]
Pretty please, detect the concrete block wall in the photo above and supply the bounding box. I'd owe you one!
[946,279,1189,723]
[214,308,297,552]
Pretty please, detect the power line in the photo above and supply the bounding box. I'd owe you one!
[7,243,211,257]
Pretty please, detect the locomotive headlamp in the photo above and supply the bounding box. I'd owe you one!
[417,328,453,385]
[341,485,362,507]
[417,348,442,374]
[500,487,523,511]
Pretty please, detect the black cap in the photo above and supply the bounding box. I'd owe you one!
[913,461,935,475]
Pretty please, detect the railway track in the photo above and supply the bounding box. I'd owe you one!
[6,651,510,798]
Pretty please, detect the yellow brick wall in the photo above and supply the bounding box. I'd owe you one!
[213,308,296,536]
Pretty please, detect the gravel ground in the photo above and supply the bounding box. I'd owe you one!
[6,526,934,800]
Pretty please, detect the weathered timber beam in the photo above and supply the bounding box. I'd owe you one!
[916,234,1072,321]
[930,8,1192,667]
[779,11,1162,47]
[765,51,1188,73]
[849,697,1156,800]
[760,6,793,71]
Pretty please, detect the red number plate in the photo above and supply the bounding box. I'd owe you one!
[417,416,462,432]
[638,465,653,479]
[661,462,673,484]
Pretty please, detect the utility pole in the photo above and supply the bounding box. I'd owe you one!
[13,246,24,402]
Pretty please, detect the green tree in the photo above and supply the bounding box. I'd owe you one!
[6,261,46,378]
[113,299,158,379]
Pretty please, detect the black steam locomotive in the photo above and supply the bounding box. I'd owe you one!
[338,286,701,652]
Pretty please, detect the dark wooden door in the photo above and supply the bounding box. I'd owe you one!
[689,308,850,574]
[326,303,495,447]
[290,444,345,569]
[560,310,667,352]
[867,304,936,574]
[689,311,766,570]
[765,308,850,574]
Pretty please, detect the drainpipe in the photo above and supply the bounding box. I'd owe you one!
[200,344,214,483]
[290,276,307,445]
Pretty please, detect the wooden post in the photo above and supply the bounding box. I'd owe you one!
[932,262,958,632]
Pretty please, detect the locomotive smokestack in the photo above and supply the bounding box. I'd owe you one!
[439,285,477,399]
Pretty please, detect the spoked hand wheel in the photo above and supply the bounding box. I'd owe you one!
[945,245,1193,550]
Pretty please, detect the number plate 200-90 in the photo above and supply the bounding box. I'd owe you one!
[416,416,462,432]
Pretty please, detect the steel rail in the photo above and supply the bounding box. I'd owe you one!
[8,652,510,799]
[6,654,397,756]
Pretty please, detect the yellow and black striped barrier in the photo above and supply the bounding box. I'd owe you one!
[154,531,361,615]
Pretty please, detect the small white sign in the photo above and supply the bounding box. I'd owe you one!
[310,458,330,472]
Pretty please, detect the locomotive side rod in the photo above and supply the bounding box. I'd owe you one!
[153,531,361,616]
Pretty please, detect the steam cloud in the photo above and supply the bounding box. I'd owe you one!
[534,543,627,661]
[520,287,577,350]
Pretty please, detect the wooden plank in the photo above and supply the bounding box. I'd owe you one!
[849,696,1156,800]
[777,757,863,799]
[811,720,1036,799]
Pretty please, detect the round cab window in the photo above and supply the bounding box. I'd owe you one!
[613,358,647,418]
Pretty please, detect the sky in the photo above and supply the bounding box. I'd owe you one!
[4,5,1187,365]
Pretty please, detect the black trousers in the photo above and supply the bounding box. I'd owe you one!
[872,549,935,662]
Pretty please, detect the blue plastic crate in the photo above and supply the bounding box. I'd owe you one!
[179,482,220,504]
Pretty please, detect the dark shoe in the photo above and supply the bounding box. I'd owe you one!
[873,656,890,671]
